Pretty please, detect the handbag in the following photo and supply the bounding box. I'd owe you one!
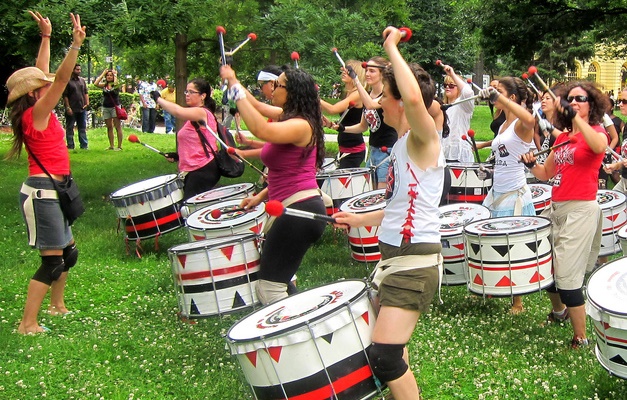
[191,118,244,179]
[26,145,85,225]
[107,91,128,120]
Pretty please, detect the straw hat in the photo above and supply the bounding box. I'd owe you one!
[6,67,55,105]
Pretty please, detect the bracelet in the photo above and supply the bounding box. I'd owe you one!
[69,45,81,51]
[40,33,51,38]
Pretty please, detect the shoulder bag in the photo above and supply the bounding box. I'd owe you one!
[191,117,244,178]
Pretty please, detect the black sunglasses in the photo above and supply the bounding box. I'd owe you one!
[619,99,627,105]
[566,95,588,103]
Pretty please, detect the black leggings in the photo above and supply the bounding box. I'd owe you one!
[183,160,220,201]
[260,196,327,283]
[339,151,366,169]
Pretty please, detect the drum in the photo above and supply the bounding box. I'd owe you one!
[339,190,387,262]
[168,234,261,318]
[597,189,627,256]
[464,216,554,297]
[586,258,627,379]
[226,280,383,400]
[446,162,492,204]
[186,199,267,241]
[438,203,491,285]
[618,225,627,255]
[110,174,184,240]
[182,183,255,216]
[320,157,338,173]
[529,183,552,215]
[317,168,372,215]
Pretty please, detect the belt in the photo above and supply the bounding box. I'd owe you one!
[21,183,58,200]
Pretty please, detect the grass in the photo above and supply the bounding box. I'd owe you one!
[0,107,626,399]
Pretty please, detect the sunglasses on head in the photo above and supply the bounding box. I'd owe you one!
[566,95,588,103]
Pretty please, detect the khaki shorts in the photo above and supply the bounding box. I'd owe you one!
[377,241,441,313]
[102,106,117,120]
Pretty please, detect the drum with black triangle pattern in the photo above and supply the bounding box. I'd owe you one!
[185,199,267,241]
[339,189,387,262]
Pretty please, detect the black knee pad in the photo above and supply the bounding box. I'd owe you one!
[545,283,558,293]
[63,243,79,271]
[368,343,408,383]
[559,288,585,307]
[32,255,65,285]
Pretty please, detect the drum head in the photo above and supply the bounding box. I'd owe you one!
[587,258,627,316]
[111,174,178,198]
[530,184,552,202]
[227,279,367,342]
[168,233,256,254]
[439,203,491,236]
[464,216,551,236]
[317,167,370,179]
[597,189,627,209]
[185,183,254,205]
[339,189,387,213]
[186,199,266,230]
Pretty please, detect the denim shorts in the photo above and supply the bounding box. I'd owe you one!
[368,146,390,184]
[20,177,73,250]
[102,106,117,120]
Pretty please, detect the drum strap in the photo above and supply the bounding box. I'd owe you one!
[490,186,527,215]
[263,189,329,233]
[371,253,443,304]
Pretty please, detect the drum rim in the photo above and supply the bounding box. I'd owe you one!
[597,189,627,207]
[316,167,371,178]
[439,203,491,234]
[168,233,259,253]
[339,189,387,212]
[226,279,368,343]
[586,260,627,317]
[463,215,551,236]
[184,183,254,204]
[110,174,179,198]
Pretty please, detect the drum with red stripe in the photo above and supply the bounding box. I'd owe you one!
[464,216,554,297]
[182,183,255,216]
[597,189,627,256]
[168,234,260,318]
[438,203,491,285]
[445,162,492,204]
[317,168,372,215]
[227,279,384,400]
[339,189,387,262]
[586,258,627,379]
[186,199,267,241]
[110,174,184,240]
[529,183,552,215]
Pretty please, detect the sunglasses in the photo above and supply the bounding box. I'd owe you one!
[566,95,588,103]
[444,83,457,89]
[273,80,287,90]
[619,99,627,105]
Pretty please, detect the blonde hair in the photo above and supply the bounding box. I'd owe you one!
[345,59,367,90]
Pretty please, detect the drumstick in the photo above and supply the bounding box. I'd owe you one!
[519,136,578,162]
[467,129,481,162]
[226,147,268,178]
[127,134,166,156]
[320,152,349,170]
[265,200,336,224]
[440,95,481,111]
[336,101,356,126]
[607,145,623,162]
[210,207,254,219]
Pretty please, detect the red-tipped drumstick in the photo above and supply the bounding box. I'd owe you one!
[210,207,253,219]
[216,26,227,66]
[440,94,481,111]
[226,147,268,178]
[435,59,443,67]
[521,136,579,162]
[226,32,258,57]
[467,129,481,162]
[265,200,336,224]
[398,27,412,42]
[336,101,356,126]
[291,52,300,69]
[381,146,389,154]
[466,78,483,92]
[332,48,346,68]
[521,72,541,97]
[528,66,556,100]
[607,145,623,162]
[128,134,166,156]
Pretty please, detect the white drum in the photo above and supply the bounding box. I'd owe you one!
[186,199,267,241]
[168,234,261,318]
[183,183,255,216]
[110,174,184,240]
[317,168,372,215]
[227,280,383,400]
[464,216,554,297]
[438,203,491,285]
[597,189,627,256]
[320,157,338,173]
[529,183,552,215]
[446,162,492,204]
[339,190,387,262]
[618,225,627,255]
[586,258,627,379]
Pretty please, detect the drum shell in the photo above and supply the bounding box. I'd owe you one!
[183,183,255,215]
[168,234,261,317]
[445,162,492,204]
[226,280,382,400]
[186,199,267,241]
[597,189,627,256]
[529,183,552,216]
[464,216,554,296]
[339,190,387,263]
[317,168,372,215]
[110,174,184,240]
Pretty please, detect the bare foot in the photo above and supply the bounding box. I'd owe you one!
[17,323,49,334]
[47,305,70,315]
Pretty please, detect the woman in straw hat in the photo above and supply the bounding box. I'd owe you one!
[5,11,86,334]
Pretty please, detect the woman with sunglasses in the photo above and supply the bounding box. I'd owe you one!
[220,65,327,305]
[341,56,398,189]
[334,27,444,399]
[322,60,366,168]
[441,63,475,162]
[522,81,609,349]
[151,79,221,200]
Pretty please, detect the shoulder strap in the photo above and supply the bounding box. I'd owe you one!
[23,143,61,190]
[190,119,216,158]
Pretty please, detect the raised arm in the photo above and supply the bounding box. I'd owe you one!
[30,11,51,73]
[321,90,361,115]
[94,69,108,88]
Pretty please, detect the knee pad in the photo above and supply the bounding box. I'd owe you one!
[559,288,585,307]
[63,243,79,271]
[544,283,558,293]
[32,255,65,285]
[368,343,408,383]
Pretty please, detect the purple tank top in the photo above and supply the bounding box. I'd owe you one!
[261,142,318,201]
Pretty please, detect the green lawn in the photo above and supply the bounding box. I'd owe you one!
[0,110,626,399]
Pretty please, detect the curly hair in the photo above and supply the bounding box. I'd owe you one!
[553,81,609,129]
[5,95,37,160]
[189,78,217,114]
[382,63,435,110]
[498,77,534,110]
[278,68,325,169]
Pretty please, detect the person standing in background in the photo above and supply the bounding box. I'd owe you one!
[160,81,176,134]
[137,78,157,133]
[94,69,123,150]
[63,64,89,149]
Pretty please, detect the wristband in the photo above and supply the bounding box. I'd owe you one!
[523,160,537,169]
[337,124,345,133]
[69,45,81,51]
[227,83,246,102]
[40,33,51,38]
